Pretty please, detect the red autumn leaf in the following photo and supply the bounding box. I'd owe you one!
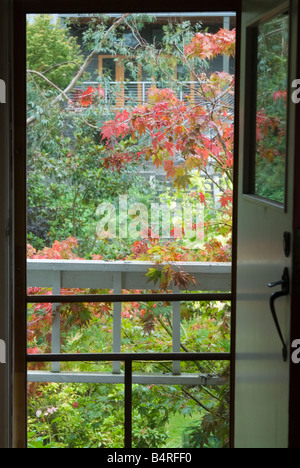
[80,86,105,107]
[198,192,206,204]
[273,89,287,102]
[164,159,176,179]
[220,190,233,208]
[96,27,236,193]
[101,121,116,141]
[80,86,94,107]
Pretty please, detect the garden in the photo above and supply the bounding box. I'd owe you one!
[26,12,236,448]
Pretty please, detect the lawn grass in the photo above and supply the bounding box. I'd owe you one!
[165,412,200,448]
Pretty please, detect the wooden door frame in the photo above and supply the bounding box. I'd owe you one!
[12,0,241,448]
[289,0,300,448]
[0,0,14,449]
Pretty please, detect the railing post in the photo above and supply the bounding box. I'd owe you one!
[223,17,230,74]
[51,271,61,373]
[113,272,122,374]
[105,84,108,105]
[142,82,146,104]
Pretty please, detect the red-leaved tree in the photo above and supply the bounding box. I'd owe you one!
[101,28,236,193]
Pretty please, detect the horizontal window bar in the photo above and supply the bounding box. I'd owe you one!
[27,371,228,386]
[26,293,232,303]
[26,352,231,362]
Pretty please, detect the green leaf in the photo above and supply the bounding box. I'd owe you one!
[146,268,162,286]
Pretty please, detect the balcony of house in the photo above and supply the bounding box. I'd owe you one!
[69,80,235,110]
[27,259,232,387]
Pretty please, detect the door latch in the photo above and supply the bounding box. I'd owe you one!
[268,268,289,362]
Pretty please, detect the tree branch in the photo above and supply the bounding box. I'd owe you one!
[27,70,74,104]
[42,61,82,75]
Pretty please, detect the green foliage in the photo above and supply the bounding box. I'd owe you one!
[254,13,289,203]
[28,298,230,448]
[27,13,233,449]
[27,15,83,91]
[28,382,172,448]
[27,112,159,257]
[182,381,230,448]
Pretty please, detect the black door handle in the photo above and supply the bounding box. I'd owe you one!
[268,268,289,362]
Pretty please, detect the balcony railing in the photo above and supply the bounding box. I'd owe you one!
[27,259,231,386]
[70,81,235,109]
[99,81,203,107]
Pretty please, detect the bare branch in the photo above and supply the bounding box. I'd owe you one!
[42,61,82,75]
[27,70,74,105]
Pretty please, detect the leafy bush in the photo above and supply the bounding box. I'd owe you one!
[27,15,83,91]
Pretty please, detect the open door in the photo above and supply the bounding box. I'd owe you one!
[12,0,241,449]
[235,0,298,448]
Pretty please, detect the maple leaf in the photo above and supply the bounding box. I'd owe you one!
[225,151,234,168]
[220,190,233,208]
[101,121,116,141]
[80,86,94,107]
[172,269,197,290]
[174,173,192,191]
[146,268,162,286]
[115,122,129,138]
[164,159,176,179]
[164,140,175,156]
[116,110,130,122]
[79,86,105,107]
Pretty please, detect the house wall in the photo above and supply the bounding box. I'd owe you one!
[64,14,236,82]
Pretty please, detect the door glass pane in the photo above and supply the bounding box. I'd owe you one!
[254,12,289,203]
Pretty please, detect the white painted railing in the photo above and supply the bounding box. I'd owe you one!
[79,81,204,107]
[27,260,231,385]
